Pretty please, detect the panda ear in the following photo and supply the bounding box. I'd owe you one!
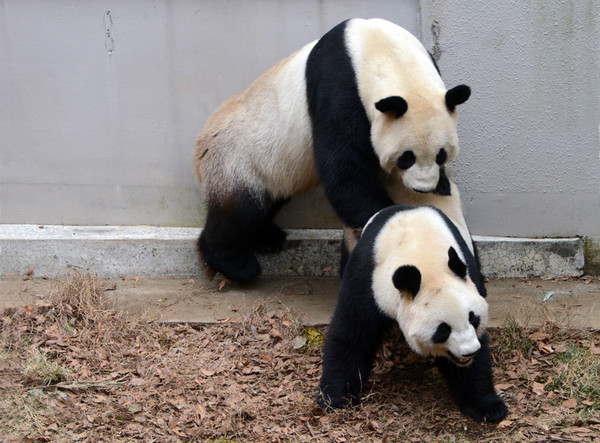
[375,96,408,118]
[392,265,421,299]
[445,84,471,112]
[448,247,467,279]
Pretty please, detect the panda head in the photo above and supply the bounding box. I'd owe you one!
[390,247,488,366]
[371,85,471,193]
[370,207,487,366]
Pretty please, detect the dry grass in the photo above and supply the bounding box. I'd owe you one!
[0,274,599,442]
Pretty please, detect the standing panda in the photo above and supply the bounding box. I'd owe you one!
[193,18,471,283]
[318,205,508,423]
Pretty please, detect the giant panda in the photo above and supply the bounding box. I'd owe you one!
[193,18,471,283]
[318,205,508,423]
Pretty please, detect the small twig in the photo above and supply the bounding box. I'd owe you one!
[33,379,126,391]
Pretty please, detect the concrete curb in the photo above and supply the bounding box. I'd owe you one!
[0,225,585,279]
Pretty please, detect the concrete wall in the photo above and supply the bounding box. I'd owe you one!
[0,0,417,228]
[419,0,600,242]
[1,1,599,265]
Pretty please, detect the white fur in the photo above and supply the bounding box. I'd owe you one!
[346,18,460,192]
[193,41,319,202]
[381,174,473,252]
[370,207,488,359]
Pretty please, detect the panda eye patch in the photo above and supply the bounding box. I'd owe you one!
[432,322,452,343]
[469,311,481,329]
[396,150,416,169]
[435,148,448,166]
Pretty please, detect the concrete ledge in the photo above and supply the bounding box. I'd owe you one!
[0,225,584,279]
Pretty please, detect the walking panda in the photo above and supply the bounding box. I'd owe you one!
[318,205,508,423]
[193,18,470,283]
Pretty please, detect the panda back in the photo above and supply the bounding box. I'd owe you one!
[193,41,319,199]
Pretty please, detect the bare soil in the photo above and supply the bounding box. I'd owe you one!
[1,275,599,442]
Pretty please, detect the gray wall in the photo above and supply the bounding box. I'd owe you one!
[2,1,599,247]
[421,1,600,240]
[0,0,417,228]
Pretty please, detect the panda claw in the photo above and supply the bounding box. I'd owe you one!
[462,398,508,423]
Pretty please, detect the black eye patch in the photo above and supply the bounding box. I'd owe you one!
[396,150,416,169]
[435,148,448,166]
[469,311,481,329]
[432,322,452,343]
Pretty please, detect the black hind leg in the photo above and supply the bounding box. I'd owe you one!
[249,198,289,253]
[435,333,507,422]
[199,190,276,284]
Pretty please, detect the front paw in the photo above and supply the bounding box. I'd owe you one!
[316,388,359,411]
[461,396,508,423]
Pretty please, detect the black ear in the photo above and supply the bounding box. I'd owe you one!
[445,84,471,112]
[448,247,467,279]
[375,96,408,118]
[392,265,421,299]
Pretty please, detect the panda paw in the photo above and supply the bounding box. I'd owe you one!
[251,223,287,252]
[461,397,508,423]
[202,250,261,284]
[316,390,358,412]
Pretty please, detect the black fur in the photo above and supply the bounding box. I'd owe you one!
[396,150,416,170]
[445,84,471,112]
[318,209,395,409]
[432,322,452,344]
[469,311,481,329]
[392,265,421,298]
[434,167,452,196]
[306,20,395,229]
[198,190,287,283]
[375,96,408,118]
[436,148,448,165]
[318,205,506,422]
[448,246,467,279]
[435,333,508,422]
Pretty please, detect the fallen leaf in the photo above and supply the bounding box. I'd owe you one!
[130,378,147,386]
[291,336,307,350]
[561,398,577,409]
[498,420,513,428]
[199,367,215,377]
[554,344,568,353]
[530,331,550,341]
[531,382,546,395]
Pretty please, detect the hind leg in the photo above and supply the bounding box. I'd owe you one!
[250,197,289,253]
[199,190,274,283]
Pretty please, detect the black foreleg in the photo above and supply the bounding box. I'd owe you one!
[318,275,391,409]
[435,333,507,422]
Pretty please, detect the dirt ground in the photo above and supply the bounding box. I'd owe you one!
[1,275,599,442]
